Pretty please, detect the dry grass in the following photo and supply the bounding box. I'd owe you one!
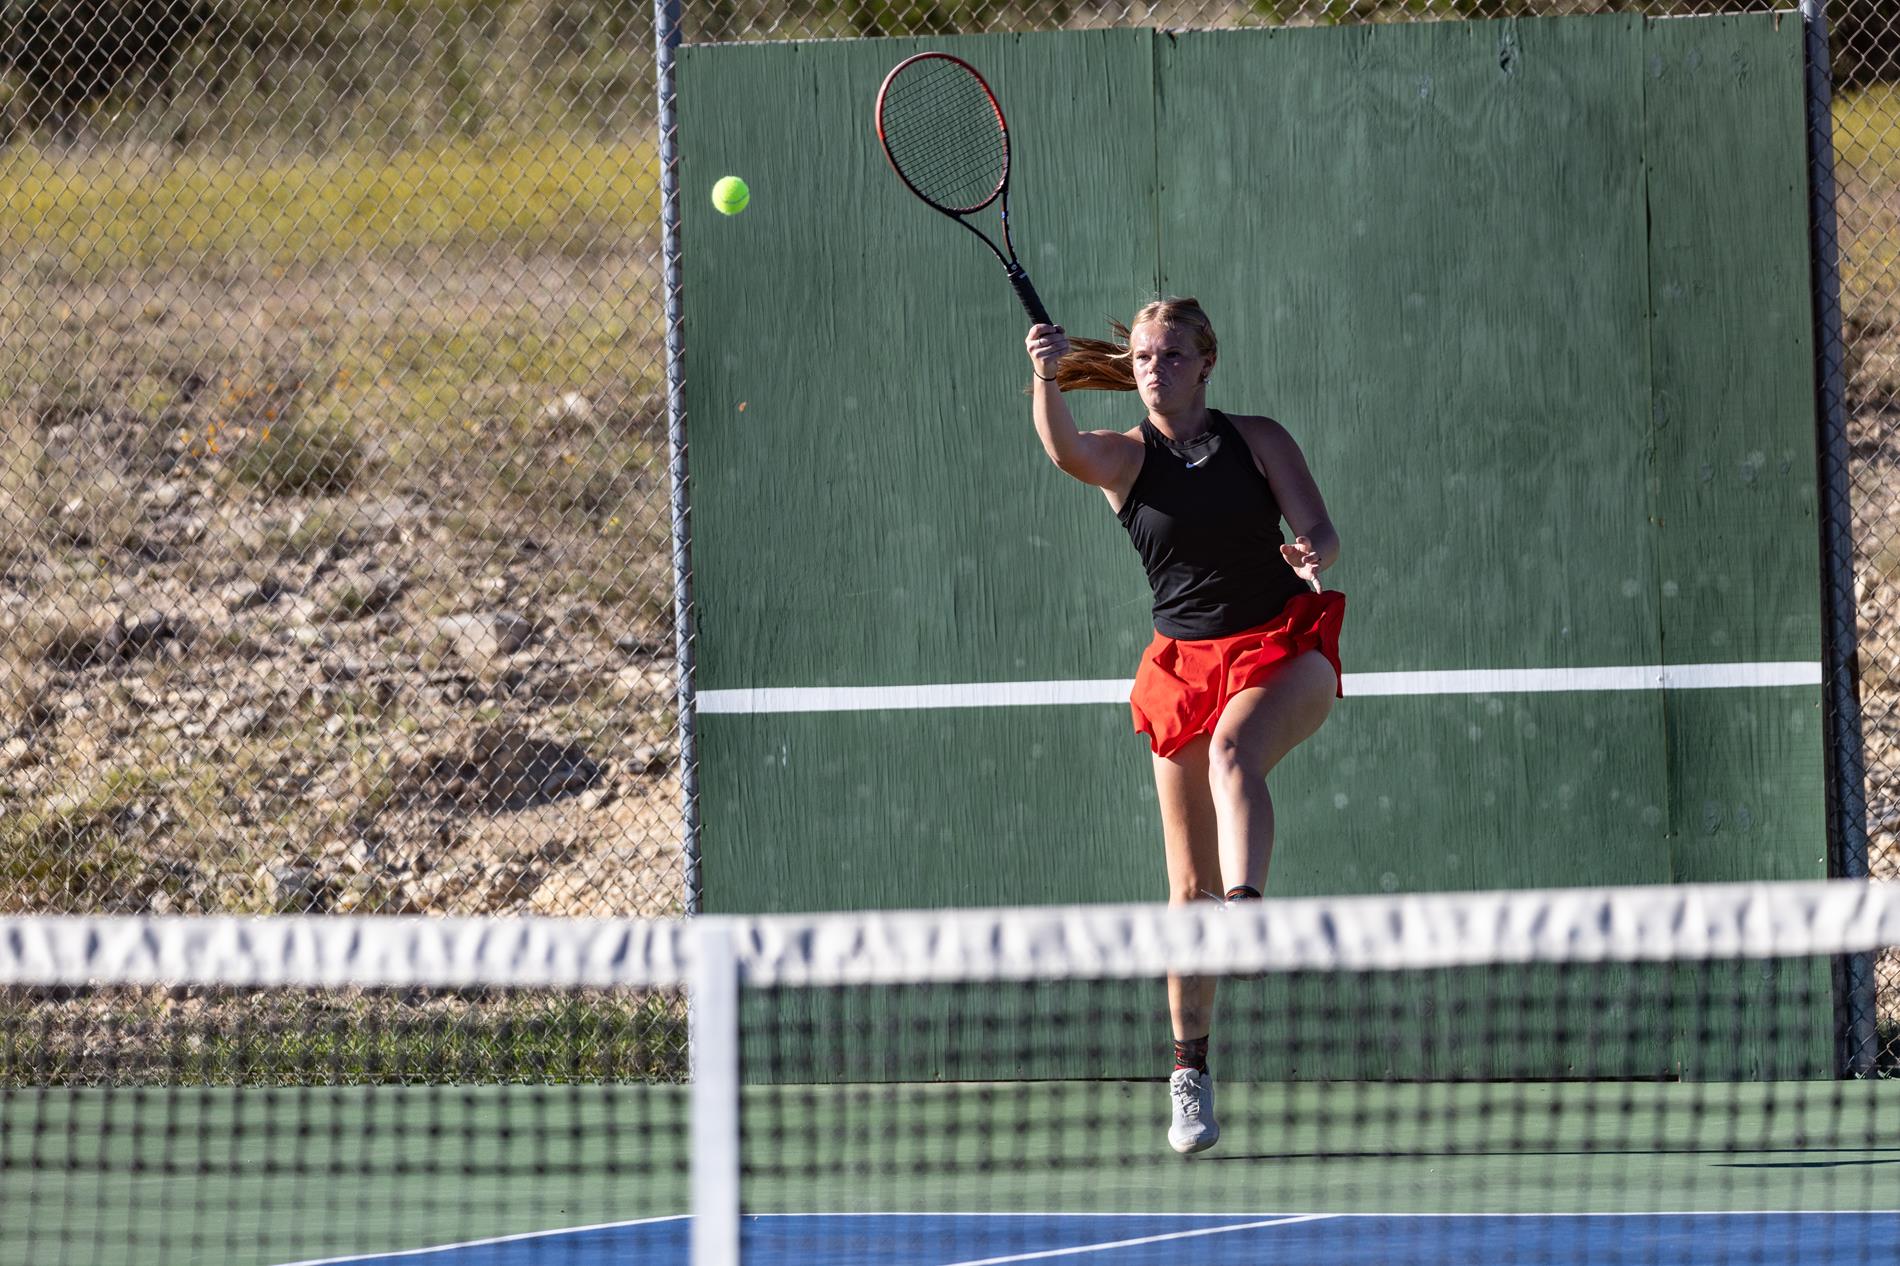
[0,137,660,275]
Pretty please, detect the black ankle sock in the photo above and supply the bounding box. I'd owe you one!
[1172,1034,1209,1073]
[1224,885,1262,901]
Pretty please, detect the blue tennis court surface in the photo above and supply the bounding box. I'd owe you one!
[292,1210,1900,1265]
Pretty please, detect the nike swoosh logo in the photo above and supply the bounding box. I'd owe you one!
[1184,456,1211,469]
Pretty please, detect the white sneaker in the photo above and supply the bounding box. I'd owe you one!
[1167,1066,1219,1154]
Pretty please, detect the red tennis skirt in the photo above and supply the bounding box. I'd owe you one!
[1130,589,1346,759]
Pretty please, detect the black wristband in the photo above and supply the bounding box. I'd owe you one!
[1033,371,1058,383]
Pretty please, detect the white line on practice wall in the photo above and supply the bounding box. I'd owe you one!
[696,662,1823,715]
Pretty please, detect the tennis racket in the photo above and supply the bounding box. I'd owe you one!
[875,52,1051,325]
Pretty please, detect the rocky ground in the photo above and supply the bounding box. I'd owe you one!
[0,249,689,923]
[1845,311,1900,1045]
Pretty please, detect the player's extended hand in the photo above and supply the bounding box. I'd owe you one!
[1025,323,1070,378]
[1281,536,1323,590]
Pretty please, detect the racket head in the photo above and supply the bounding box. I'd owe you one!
[875,52,1011,216]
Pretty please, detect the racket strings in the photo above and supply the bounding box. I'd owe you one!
[881,60,1008,213]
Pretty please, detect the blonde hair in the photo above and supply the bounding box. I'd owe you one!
[1047,297,1217,392]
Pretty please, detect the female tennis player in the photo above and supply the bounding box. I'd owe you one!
[1024,298,1343,1155]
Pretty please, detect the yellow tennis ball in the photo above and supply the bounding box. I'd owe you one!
[712,175,750,216]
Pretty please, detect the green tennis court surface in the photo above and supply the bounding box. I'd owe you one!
[5,1081,1898,1264]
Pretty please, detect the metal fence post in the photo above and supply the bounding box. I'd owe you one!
[1800,0,1878,1076]
[655,0,702,917]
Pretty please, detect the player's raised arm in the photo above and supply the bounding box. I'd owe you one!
[1025,323,1141,492]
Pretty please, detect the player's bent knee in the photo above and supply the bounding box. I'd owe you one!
[1204,738,1251,789]
[1287,652,1339,709]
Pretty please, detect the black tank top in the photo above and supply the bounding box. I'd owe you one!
[1114,410,1310,639]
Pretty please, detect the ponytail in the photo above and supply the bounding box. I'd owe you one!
[1043,297,1218,392]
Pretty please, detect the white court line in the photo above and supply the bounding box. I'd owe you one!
[750,1208,1900,1218]
[747,1211,1306,1218]
[696,662,1821,714]
[1221,1209,1900,1219]
[272,1214,689,1266]
[935,1214,1334,1266]
[271,1206,1899,1266]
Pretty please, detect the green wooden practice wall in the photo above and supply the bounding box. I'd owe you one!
[676,14,1829,1080]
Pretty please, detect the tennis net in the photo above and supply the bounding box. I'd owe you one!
[3,881,1898,1265]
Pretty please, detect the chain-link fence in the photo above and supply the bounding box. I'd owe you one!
[0,0,1894,1071]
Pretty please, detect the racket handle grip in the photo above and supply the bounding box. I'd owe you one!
[1005,263,1052,326]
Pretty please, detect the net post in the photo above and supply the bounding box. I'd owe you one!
[1799,0,1877,1077]
[690,919,741,1266]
